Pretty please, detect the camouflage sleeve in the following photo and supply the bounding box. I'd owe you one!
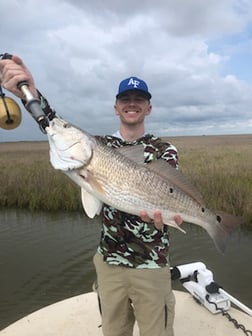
[158,140,179,169]
[146,135,179,169]
[21,89,56,121]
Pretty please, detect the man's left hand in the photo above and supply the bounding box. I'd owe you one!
[140,210,183,230]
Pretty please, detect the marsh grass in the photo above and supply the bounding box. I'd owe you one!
[0,142,82,212]
[0,135,251,227]
[170,134,252,227]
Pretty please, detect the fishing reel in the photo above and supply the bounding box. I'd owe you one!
[0,53,22,130]
[0,85,22,130]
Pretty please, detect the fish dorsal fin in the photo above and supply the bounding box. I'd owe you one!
[116,145,145,165]
[147,160,205,205]
[81,188,103,218]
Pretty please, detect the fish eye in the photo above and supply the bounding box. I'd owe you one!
[63,123,70,128]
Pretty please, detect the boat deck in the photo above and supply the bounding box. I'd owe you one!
[0,291,251,335]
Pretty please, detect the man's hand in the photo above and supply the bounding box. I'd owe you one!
[0,55,38,99]
[140,210,183,230]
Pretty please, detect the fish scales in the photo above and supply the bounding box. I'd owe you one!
[87,142,210,224]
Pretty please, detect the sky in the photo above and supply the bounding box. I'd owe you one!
[0,0,252,141]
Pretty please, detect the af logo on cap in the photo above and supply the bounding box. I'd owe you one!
[128,77,140,88]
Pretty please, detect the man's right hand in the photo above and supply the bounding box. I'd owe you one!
[0,55,38,99]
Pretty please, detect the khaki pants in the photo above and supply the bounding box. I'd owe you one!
[93,253,175,336]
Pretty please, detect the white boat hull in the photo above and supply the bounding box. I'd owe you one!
[0,290,251,335]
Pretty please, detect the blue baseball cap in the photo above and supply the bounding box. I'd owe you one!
[116,76,152,99]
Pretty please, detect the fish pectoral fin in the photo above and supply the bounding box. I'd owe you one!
[81,188,103,218]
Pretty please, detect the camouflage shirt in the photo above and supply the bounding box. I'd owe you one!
[95,134,179,269]
[27,92,179,268]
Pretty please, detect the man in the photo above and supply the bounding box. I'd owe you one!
[0,56,183,336]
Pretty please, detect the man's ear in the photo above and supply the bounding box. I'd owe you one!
[114,104,119,115]
[146,103,152,115]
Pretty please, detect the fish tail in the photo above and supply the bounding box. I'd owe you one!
[211,211,242,253]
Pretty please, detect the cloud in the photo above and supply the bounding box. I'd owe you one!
[0,0,252,141]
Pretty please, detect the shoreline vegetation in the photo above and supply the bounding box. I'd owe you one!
[0,134,251,228]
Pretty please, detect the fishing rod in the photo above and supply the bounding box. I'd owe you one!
[0,53,49,132]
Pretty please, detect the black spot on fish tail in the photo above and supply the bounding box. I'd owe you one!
[211,211,242,253]
[216,211,242,234]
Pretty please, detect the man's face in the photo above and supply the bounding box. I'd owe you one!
[114,91,152,126]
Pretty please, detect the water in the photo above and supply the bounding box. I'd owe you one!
[0,210,251,330]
